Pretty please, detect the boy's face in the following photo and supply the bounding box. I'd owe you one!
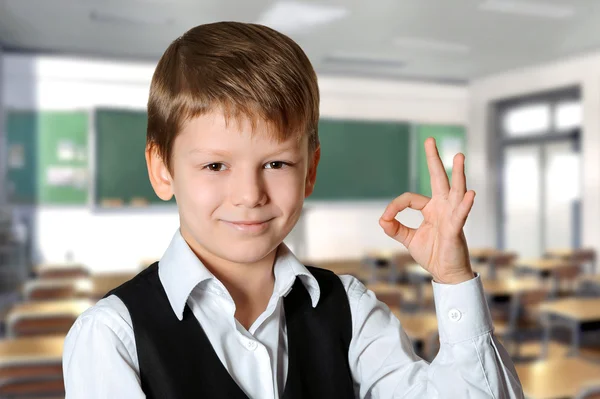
[147,110,320,265]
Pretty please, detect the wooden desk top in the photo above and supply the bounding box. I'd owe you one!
[516,258,576,272]
[546,248,578,258]
[482,277,544,297]
[35,262,88,273]
[366,283,405,296]
[469,248,516,261]
[538,298,600,322]
[22,278,93,296]
[545,248,596,259]
[515,357,600,399]
[21,273,135,299]
[6,299,93,321]
[390,308,438,341]
[0,335,64,366]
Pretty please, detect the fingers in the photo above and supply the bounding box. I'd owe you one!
[425,138,450,198]
[380,192,431,248]
[381,192,430,221]
[450,153,467,207]
[452,190,476,228]
[379,217,415,248]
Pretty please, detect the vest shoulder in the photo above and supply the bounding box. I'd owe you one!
[103,262,159,299]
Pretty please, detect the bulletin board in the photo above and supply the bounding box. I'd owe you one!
[5,110,89,204]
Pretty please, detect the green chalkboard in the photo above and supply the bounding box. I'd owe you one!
[415,124,466,197]
[94,109,171,207]
[5,111,89,204]
[309,119,411,200]
[5,111,38,203]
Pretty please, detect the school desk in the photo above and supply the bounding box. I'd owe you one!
[404,264,432,310]
[515,357,600,399]
[390,307,439,359]
[363,250,405,283]
[538,297,600,357]
[0,335,64,379]
[312,259,371,283]
[366,283,403,308]
[515,258,581,296]
[545,248,596,274]
[34,262,90,279]
[5,299,93,337]
[22,278,92,300]
[482,277,546,298]
[21,273,135,301]
[470,248,517,279]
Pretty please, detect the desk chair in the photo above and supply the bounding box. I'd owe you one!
[494,288,549,359]
[554,263,585,296]
[5,300,92,338]
[390,308,439,361]
[0,375,64,398]
[22,278,92,301]
[487,252,517,279]
[0,335,65,398]
[546,248,597,274]
[35,263,90,280]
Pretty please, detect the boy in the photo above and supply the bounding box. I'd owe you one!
[63,22,523,398]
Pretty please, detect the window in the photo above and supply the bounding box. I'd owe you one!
[503,104,551,136]
[554,101,581,131]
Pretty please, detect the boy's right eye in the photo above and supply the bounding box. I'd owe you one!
[205,163,227,172]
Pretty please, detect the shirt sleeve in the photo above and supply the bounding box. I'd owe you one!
[342,274,524,399]
[62,295,146,399]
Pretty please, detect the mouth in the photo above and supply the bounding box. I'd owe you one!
[222,218,274,233]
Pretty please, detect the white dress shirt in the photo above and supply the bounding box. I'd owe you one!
[63,229,523,398]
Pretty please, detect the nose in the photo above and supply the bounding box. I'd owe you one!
[230,168,268,208]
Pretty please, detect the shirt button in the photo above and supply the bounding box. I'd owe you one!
[245,339,258,351]
[448,308,462,322]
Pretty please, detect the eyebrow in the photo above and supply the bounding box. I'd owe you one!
[187,145,302,158]
[187,149,232,157]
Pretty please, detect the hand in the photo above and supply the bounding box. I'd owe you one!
[379,137,475,284]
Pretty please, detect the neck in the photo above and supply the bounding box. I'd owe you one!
[182,232,277,330]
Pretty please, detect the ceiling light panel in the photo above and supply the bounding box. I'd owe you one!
[256,1,348,35]
[479,0,575,19]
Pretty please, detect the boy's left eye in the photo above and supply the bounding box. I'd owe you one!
[265,161,288,169]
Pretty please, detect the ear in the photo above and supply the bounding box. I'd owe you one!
[146,144,174,201]
[304,145,321,198]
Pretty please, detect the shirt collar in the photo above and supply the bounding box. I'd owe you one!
[158,229,321,321]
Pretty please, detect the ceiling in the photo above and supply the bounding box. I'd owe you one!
[1,0,599,83]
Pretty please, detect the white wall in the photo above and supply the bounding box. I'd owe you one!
[2,54,468,271]
[468,52,600,259]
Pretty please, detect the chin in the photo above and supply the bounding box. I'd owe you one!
[218,240,280,265]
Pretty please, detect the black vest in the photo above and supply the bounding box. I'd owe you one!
[105,263,355,399]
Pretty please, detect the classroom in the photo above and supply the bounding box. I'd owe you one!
[1,1,600,398]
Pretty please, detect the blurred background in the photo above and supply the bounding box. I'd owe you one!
[1,0,600,398]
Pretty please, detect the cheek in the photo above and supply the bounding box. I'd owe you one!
[267,172,305,211]
[173,170,224,212]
